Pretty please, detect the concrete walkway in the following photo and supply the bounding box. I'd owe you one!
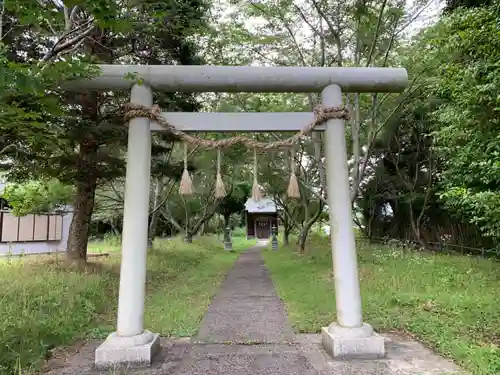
[172,245,319,374]
[195,246,294,344]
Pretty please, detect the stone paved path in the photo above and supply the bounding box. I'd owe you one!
[171,245,320,374]
[195,245,294,344]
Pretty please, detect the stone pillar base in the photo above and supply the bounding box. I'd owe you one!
[95,330,160,369]
[321,323,385,359]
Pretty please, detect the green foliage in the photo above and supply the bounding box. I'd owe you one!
[216,180,251,224]
[360,2,500,248]
[440,188,500,239]
[0,236,252,372]
[0,44,95,156]
[0,258,116,374]
[424,3,500,242]
[1,179,74,216]
[263,235,500,375]
[444,0,493,13]
[1,0,209,259]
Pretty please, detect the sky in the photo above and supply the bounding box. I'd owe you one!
[406,0,445,34]
[219,0,444,37]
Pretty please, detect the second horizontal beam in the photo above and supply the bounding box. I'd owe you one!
[150,112,328,133]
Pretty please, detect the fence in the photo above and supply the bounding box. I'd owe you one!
[367,235,499,258]
[0,211,63,243]
[0,209,73,256]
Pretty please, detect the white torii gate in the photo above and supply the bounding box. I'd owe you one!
[65,65,408,367]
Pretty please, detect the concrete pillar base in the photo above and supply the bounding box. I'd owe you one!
[95,330,160,369]
[321,323,385,359]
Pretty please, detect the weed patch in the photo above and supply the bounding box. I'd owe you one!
[0,235,254,373]
[263,234,500,375]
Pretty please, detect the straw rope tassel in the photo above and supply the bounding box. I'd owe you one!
[179,142,194,195]
[251,148,262,201]
[215,148,227,198]
[287,147,300,198]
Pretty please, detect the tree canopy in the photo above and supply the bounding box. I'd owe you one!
[1,0,500,258]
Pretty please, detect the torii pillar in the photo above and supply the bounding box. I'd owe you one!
[64,65,407,367]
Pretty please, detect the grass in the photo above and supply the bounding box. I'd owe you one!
[0,234,255,374]
[262,233,500,375]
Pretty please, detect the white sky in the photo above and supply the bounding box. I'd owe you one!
[405,0,444,33]
[219,0,444,37]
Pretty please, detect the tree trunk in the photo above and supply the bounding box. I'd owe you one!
[148,178,161,242]
[312,132,327,200]
[223,214,230,229]
[411,222,427,250]
[298,228,309,254]
[366,214,374,242]
[66,176,98,264]
[281,210,293,246]
[283,228,290,246]
[298,202,324,253]
[409,203,428,250]
[190,200,221,236]
[66,89,100,265]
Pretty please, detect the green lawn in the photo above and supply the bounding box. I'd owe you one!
[0,235,254,374]
[263,234,500,375]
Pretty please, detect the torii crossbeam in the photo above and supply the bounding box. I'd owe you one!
[64,64,408,368]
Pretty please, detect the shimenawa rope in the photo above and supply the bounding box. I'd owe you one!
[124,103,350,150]
[123,103,350,198]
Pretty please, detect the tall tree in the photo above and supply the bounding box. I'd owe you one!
[428,2,500,245]
[1,0,208,264]
[200,0,433,248]
[444,0,492,13]
[358,0,500,251]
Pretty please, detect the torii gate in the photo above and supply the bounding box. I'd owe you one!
[65,65,408,367]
